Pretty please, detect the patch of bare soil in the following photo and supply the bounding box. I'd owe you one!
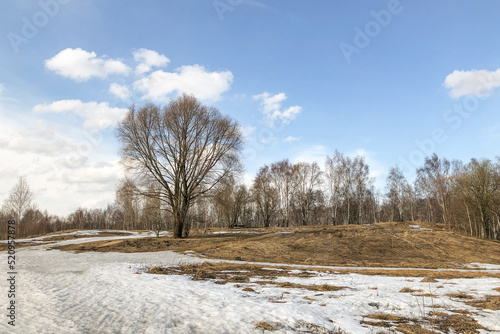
[54,222,500,269]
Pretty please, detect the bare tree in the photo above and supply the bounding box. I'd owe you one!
[3,177,34,227]
[291,162,323,226]
[270,160,293,227]
[117,94,243,238]
[115,179,142,230]
[252,165,279,227]
[325,153,343,225]
[416,154,451,225]
[212,175,249,228]
[452,158,500,239]
[386,167,408,221]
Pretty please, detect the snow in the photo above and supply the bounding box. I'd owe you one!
[2,231,500,333]
[211,230,263,234]
[409,224,432,231]
[467,263,500,270]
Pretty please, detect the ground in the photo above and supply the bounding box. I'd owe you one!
[1,223,500,333]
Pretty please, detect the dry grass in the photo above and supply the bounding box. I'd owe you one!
[467,295,500,310]
[255,322,276,331]
[25,229,83,238]
[44,231,131,242]
[54,222,500,270]
[148,262,346,292]
[400,287,424,293]
[446,292,473,300]
[0,242,44,251]
[363,311,488,333]
[420,277,438,283]
[333,269,500,279]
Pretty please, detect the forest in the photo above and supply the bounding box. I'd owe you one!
[2,152,500,241]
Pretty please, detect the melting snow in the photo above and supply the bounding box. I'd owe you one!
[2,231,499,333]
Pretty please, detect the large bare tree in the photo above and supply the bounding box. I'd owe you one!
[117,94,243,238]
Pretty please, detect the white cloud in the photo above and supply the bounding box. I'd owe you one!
[133,65,233,102]
[444,69,500,98]
[45,48,131,82]
[253,92,301,126]
[0,120,79,156]
[33,100,128,132]
[240,125,256,139]
[109,83,131,100]
[293,145,329,166]
[133,48,170,75]
[0,83,4,94]
[283,136,300,143]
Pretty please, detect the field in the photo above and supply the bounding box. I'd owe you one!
[2,222,500,333]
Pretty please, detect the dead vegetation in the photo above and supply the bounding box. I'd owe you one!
[467,295,500,310]
[255,322,276,331]
[148,262,346,292]
[363,310,489,333]
[43,231,132,242]
[53,222,500,270]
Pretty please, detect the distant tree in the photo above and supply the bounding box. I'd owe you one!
[270,160,293,227]
[385,167,409,221]
[252,165,279,227]
[142,183,164,237]
[452,158,500,239]
[115,179,141,230]
[290,162,323,226]
[325,152,373,225]
[117,94,243,238]
[416,154,452,225]
[212,176,250,228]
[3,176,34,235]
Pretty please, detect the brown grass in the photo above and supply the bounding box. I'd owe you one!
[467,295,500,310]
[446,292,473,300]
[420,277,438,283]
[400,287,424,293]
[334,269,500,279]
[255,322,276,331]
[25,229,83,238]
[0,241,45,251]
[363,311,488,333]
[53,222,500,270]
[148,262,346,292]
[43,231,131,242]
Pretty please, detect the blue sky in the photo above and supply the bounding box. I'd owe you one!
[1,0,500,216]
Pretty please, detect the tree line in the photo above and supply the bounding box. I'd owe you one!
[3,153,499,241]
[1,95,499,240]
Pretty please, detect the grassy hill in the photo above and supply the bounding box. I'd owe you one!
[56,221,500,270]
